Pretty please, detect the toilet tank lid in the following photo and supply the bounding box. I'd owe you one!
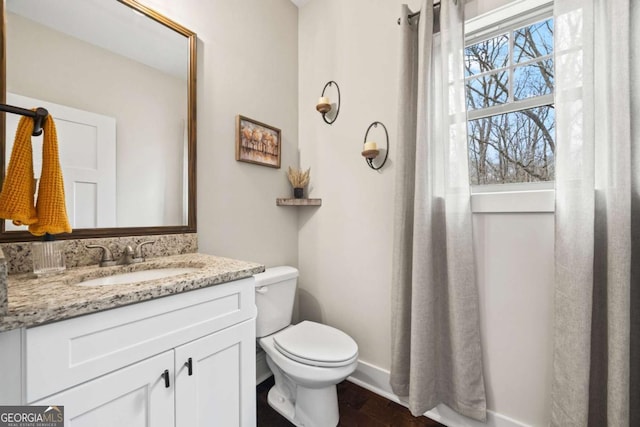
[254,266,299,287]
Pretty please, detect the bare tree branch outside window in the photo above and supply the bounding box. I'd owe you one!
[465,18,554,185]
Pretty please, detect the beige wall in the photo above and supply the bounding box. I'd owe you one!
[473,213,554,425]
[143,0,300,267]
[298,0,401,370]
[298,0,553,426]
[7,13,187,227]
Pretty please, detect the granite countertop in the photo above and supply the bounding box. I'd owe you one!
[0,253,264,332]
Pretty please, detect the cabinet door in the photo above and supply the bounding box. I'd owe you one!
[175,319,256,427]
[33,351,174,427]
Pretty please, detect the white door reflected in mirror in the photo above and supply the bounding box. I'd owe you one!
[5,93,117,230]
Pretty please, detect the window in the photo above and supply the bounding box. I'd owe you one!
[465,10,554,187]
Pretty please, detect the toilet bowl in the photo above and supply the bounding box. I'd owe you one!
[254,267,358,427]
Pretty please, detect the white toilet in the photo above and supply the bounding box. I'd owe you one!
[254,266,358,427]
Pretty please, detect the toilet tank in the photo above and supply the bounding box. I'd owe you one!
[254,266,299,338]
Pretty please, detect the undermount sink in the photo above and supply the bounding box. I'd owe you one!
[78,268,199,287]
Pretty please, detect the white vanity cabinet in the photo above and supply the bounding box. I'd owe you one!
[0,277,257,427]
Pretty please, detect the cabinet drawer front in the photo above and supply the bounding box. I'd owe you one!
[26,278,255,402]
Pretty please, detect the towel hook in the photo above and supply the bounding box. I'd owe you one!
[32,108,49,137]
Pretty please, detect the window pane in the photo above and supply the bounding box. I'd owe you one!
[514,59,554,100]
[467,106,555,185]
[513,19,553,63]
[464,34,508,77]
[465,71,508,110]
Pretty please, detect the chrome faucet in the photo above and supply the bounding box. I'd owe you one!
[119,245,135,265]
[87,240,154,267]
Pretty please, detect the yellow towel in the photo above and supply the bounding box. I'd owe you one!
[0,113,72,236]
[29,115,72,236]
[0,115,38,225]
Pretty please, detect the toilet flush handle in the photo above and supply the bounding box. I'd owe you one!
[256,286,268,294]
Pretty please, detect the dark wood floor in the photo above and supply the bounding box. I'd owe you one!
[257,376,445,427]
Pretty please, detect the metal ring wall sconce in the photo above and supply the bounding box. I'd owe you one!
[361,121,389,170]
[316,81,341,125]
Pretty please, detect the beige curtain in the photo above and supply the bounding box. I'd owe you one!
[390,0,486,421]
[552,0,639,425]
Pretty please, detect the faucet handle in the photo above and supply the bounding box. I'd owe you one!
[86,244,117,267]
[133,240,155,262]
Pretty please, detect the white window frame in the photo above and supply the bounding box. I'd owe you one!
[466,0,555,213]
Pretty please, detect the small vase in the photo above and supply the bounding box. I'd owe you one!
[293,187,304,199]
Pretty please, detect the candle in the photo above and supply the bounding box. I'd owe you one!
[364,141,378,151]
[316,96,332,113]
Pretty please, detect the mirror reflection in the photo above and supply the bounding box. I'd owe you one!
[3,0,193,232]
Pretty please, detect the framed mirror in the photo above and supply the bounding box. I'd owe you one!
[0,0,197,242]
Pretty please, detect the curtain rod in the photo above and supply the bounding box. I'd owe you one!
[396,0,442,25]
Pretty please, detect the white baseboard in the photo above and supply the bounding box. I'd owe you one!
[348,360,531,427]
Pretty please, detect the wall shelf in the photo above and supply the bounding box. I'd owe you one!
[276,198,322,206]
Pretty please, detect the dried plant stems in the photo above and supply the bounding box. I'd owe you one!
[287,166,310,188]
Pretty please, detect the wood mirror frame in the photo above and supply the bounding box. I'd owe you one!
[0,0,197,242]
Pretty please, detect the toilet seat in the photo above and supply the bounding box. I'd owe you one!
[273,321,358,368]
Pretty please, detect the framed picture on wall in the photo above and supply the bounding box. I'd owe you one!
[235,115,281,168]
